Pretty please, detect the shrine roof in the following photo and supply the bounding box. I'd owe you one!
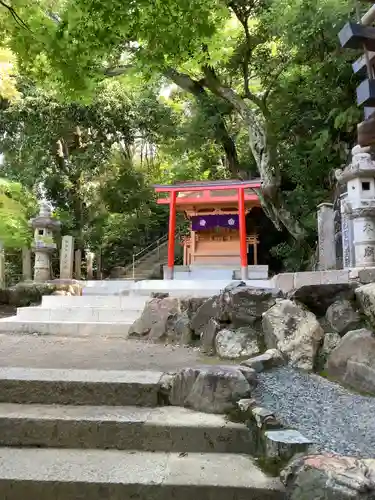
[153,178,261,192]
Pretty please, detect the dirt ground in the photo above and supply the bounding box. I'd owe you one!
[0,334,214,372]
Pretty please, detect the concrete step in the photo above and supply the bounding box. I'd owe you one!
[0,368,161,406]
[0,404,252,453]
[16,307,141,323]
[41,295,148,309]
[0,448,285,499]
[0,318,132,337]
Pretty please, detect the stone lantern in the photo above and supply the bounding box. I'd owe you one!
[338,145,375,268]
[30,201,60,281]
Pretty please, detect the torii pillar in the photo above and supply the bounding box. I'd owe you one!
[165,190,177,280]
[238,187,248,280]
[164,186,248,280]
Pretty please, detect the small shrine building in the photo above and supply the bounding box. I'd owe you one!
[153,179,268,280]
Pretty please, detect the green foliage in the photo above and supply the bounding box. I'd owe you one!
[0,0,363,271]
[0,178,37,248]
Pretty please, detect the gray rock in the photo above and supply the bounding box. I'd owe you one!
[326,328,375,395]
[215,326,260,360]
[262,300,324,371]
[222,286,281,327]
[281,454,375,499]
[179,296,207,320]
[241,349,285,372]
[237,366,258,385]
[129,298,195,344]
[326,299,361,335]
[356,283,375,328]
[169,366,254,414]
[224,281,247,291]
[200,318,221,355]
[290,283,358,316]
[129,297,180,340]
[357,267,375,284]
[316,331,341,372]
[150,292,169,299]
[191,296,224,336]
[264,429,312,462]
[251,406,279,429]
[190,286,281,335]
[237,398,256,413]
[168,311,193,345]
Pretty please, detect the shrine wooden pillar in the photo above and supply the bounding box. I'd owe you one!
[238,187,248,280]
[166,190,177,279]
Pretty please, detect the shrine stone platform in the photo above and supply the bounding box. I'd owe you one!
[0,268,367,338]
[165,264,268,280]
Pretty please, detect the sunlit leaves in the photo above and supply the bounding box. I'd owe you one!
[0,179,37,248]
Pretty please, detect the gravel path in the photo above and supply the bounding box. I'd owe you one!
[252,366,375,458]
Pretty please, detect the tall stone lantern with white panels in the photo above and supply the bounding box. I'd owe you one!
[339,145,375,268]
[30,201,60,281]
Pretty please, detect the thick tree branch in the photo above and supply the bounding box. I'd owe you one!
[164,68,240,177]
[0,1,32,32]
[104,65,134,77]
[263,59,291,103]
[201,65,306,240]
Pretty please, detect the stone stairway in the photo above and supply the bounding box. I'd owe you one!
[0,366,285,499]
[0,294,147,337]
[0,279,273,337]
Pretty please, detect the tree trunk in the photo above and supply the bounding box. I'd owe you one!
[201,67,307,241]
[165,68,240,177]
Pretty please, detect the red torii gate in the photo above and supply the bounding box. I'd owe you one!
[153,179,262,279]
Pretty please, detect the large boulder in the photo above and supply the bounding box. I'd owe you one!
[326,328,375,395]
[355,283,375,327]
[168,365,255,413]
[190,296,223,335]
[129,296,211,345]
[215,326,260,360]
[200,318,221,355]
[221,286,281,328]
[315,331,341,372]
[326,299,362,335]
[168,311,193,345]
[290,283,358,316]
[281,453,375,499]
[190,284,280,335]
[128,297,180,341]
[262,300,324,371]
[180,297,208,320]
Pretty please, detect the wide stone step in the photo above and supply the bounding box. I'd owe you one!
[0,448,285,499]
[0,404,251,453]
[41,295,148,309]
[0,319,132,337]
[0,368,161,406]
[16,307,141,323]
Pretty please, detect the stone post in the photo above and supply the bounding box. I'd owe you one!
[60,236,74,279]
[0,245,5,288]
[317,203,336,270]
[86,251,94,280]
[340,193,355,268]
[96,248,102,279]
[30,201,60,282]
[74,249,82,280]
[22,248,32,281]
[338,145,375,268]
